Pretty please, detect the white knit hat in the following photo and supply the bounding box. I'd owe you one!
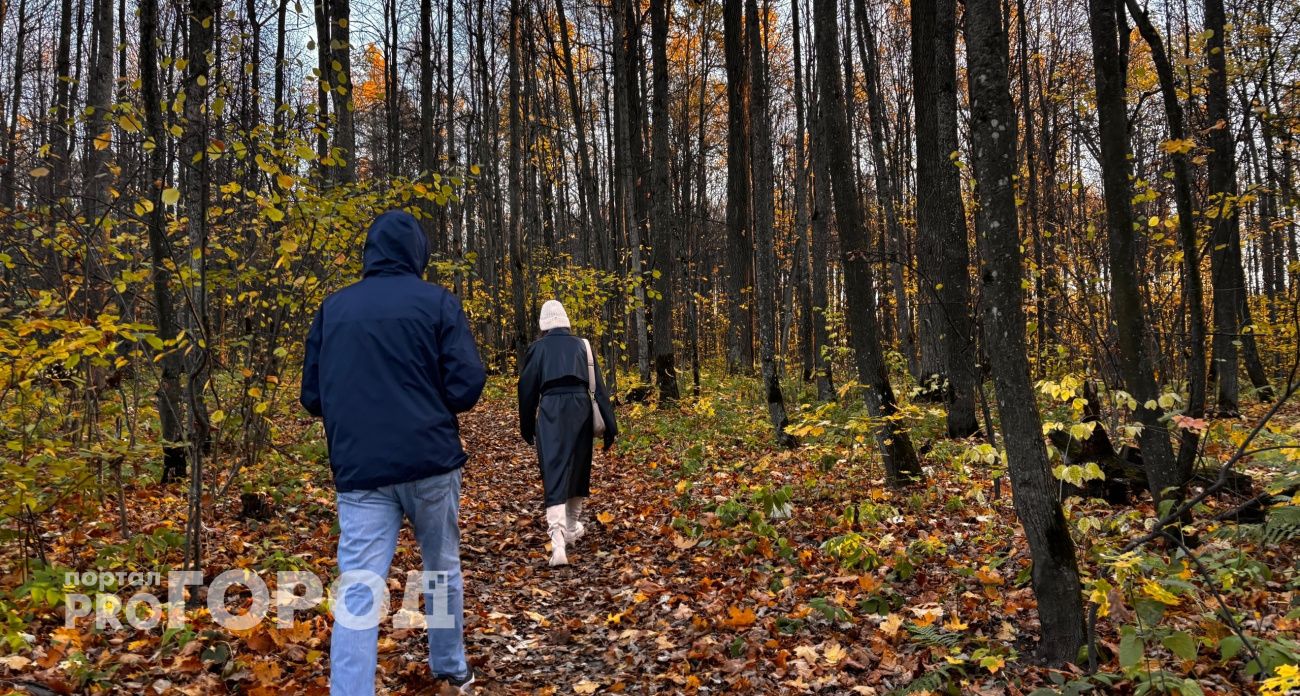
[538,300,571,332]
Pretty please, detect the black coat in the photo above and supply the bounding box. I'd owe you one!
[517,329,617,506]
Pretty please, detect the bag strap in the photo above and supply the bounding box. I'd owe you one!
[582,339,597,398]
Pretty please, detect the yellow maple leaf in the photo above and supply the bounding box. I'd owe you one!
[982,655,1006,673]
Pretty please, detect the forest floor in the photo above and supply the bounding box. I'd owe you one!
[2,377,1298,695]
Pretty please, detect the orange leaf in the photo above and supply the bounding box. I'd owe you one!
[721,606,757,628]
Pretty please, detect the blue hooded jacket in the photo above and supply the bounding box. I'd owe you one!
[300,210,486,491]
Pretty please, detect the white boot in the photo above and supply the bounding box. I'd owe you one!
[565,497,586,543]
[546,504,569,566]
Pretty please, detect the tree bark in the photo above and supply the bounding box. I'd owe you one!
[140,0,187,484]
[508,0,529,366]
[791,0,817,391]
[47,0,74,203]
[723,0,754,373]
[814,0,922,485]
[910,0,979,437]
[1088,0,1182,507]
[82,0,115,317]
[180,0,218,573]
[1204,0,1271,411]
[808,89,836,403]
[649,0,680,401]
[273,0,288,134]
[966,0,1085,663]
[313,0,332,170]
[1124,0,1206,485]
[0,0,27,212]
[328,0,357,183]
[853,0,915,380]
[746,0,795,446]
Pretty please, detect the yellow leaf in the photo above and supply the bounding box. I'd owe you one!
[277,173,296,190]
[573,680,601,695]
[823,641,846,665]
[93,131,112,150]
[1142,579,1181,606]
[29,167,50,178]
[596,511,614,525]
[879,613,904,637]
[162,188,181,206]
[118,113,143,132]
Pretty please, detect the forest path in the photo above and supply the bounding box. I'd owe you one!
[384,400,705,695]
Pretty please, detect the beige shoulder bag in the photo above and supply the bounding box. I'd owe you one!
[581,338,607,438]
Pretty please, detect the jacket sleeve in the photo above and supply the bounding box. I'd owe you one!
[437,293,486,414]
[517,343,541,445]
[592,345,618,448]
[300,306,324,417]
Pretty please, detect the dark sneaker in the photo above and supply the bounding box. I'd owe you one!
[435,667,476,694]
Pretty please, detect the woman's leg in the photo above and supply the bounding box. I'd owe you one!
[564,497,586,541]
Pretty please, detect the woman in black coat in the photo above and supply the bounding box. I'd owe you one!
[518,300,617,566]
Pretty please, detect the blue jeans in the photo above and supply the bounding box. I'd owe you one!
[330,470,466,695]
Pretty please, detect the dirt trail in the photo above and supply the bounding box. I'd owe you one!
[384,401,696,695]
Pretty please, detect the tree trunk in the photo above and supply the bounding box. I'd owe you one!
[0,0,28,212]
[649,0,680,401]
[910,0,979,437]
[808,90,837,402]
[1124,0,1206,485]
[417,0,439,249]
[1204,0,1271,411]
[723,0,754,373]
[181,0,218,574]
[747,0,795,447]
[313,0,332,170]
[556,0,601,270]
[446,0,462,283]
[82,0,115,317]
[1088,0,1182,507]
[328,0,356,182]
[273,0,288,134]
[791,0,816,390]
[966,0,1085,663]
[814,0,922,485]
[47,0,74,203]
[508,0,529,366]
[140,0,187,484]
[853,0,915,381]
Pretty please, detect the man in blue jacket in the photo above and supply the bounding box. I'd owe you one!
[301,209,485,695]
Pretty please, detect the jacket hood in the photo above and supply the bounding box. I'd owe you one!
[363,210,429,277]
